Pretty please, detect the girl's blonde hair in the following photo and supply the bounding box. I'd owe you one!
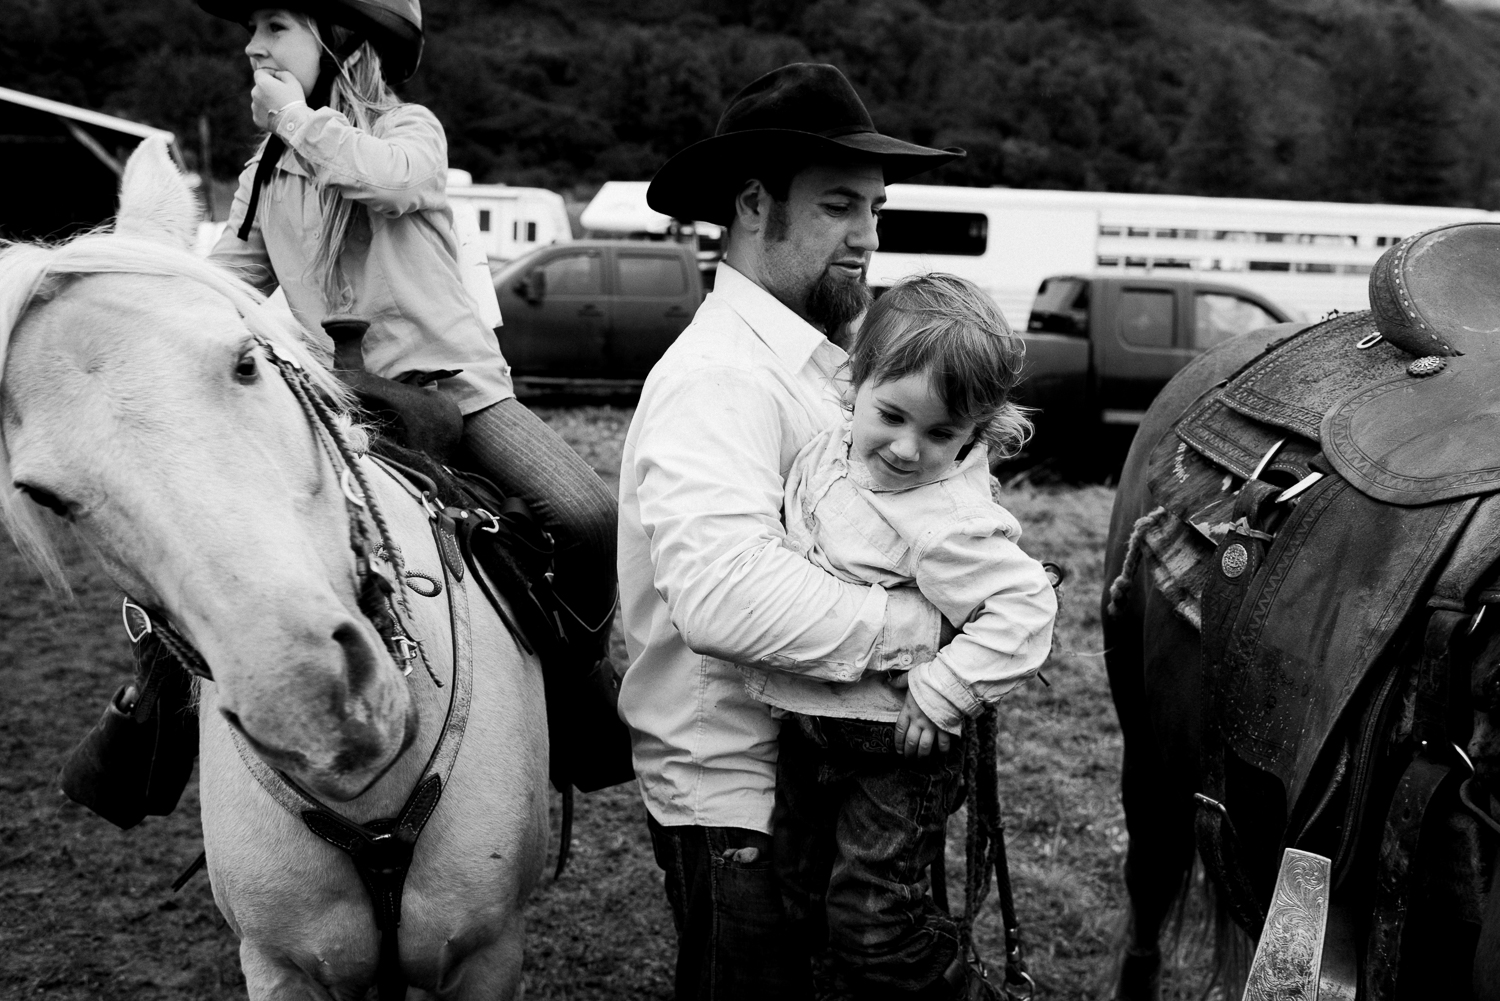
[292,13,402,310]
[849,273,1033,459]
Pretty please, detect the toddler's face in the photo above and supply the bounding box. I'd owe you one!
[850,371,977,489]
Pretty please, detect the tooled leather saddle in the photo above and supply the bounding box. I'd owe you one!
[1145,222,1500,1000]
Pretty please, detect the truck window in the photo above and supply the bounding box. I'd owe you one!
[1194,292,1280,349]
[1119,288,1175,348]
[537,251,602,295]
[617,253,688,296]
[877,210,988,256]
[1027,277,1089,336]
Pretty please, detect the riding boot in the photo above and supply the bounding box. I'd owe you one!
[58,627,197,829]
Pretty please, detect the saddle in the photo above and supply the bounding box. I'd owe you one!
[1145,222,1500,999]
[320,314,634,797]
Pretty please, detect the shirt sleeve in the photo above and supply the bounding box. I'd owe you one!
[634,364,942,682]
[271,102,447,217]
[208,157,277,295]
[904,513,1058,734]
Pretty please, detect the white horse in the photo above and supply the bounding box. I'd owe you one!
[0,137,549,999]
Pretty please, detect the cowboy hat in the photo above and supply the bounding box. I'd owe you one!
[647,63,964,225]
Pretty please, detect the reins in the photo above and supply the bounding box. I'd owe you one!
[961,706,1035,1001]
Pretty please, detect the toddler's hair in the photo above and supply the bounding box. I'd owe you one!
[849,273,1032,458]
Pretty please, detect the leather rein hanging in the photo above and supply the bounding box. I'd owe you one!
[117,336,475,1001]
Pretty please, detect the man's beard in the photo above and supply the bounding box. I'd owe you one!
[806,264,872,335]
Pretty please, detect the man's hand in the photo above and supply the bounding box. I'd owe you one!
[891,673,951,759]
[252,69,306,130]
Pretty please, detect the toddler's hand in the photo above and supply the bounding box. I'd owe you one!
[252,69,306,129]
[895,687,951,759]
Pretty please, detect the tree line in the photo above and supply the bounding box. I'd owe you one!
[6,0,1500,207]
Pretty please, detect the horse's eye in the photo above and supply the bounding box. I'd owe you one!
[14,482,70,518]
[235,352,259,384]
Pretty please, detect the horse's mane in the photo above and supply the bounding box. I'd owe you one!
[0,233,356,590]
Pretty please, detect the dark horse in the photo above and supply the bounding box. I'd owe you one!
[1102,225,1500,1001]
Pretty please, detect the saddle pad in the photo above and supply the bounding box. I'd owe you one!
[1215,476,1477,813]
[1218,311,1413,443]
[1323,353,1500,505]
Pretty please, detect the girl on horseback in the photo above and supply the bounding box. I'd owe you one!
[199,0,617,679]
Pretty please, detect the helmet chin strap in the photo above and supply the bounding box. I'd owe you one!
[235,34,362,242]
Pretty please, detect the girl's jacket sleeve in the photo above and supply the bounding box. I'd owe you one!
[904,509,1059,734]
[209,156,277,294]
[269,101,447,217]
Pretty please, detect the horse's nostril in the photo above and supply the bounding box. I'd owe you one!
[333,621,381,698]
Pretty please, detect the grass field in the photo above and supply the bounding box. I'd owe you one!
[0,406,1220,999]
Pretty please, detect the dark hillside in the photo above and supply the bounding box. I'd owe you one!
[7,0,1500,206]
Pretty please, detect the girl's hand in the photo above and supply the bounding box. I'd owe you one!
[895,686,951,759]
[252,68,307,129]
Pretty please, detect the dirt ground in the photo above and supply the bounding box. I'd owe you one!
[0,407,1220,999]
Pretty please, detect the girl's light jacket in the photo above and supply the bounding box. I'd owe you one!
[210,101,512,415]
[741,424,1058,734]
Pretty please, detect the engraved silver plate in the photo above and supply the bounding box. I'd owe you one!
[1408,356,1445,377]
[1221,543,1249,579]
[1243,848,1331,1001]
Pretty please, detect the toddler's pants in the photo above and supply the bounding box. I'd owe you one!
[774,714,966,1001]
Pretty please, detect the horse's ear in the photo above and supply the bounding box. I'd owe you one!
[115,135,200,251]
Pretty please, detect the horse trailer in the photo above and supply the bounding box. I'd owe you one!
[444,170,573,264]
[869,185,1495,329]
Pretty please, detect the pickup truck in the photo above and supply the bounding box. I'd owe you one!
[1017,274,1292,447]
[492,240,703,384]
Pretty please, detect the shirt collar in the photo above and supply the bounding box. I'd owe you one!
[245,136,309,178]
[711,262,840,374]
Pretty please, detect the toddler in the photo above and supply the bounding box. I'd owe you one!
[743,273,1058,1000]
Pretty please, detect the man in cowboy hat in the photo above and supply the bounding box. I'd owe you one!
[616,63,966,1000]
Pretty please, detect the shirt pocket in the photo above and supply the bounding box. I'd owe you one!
[820,484,910,568]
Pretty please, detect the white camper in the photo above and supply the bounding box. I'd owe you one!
[869,186,1494,328]
[444,169,572,263]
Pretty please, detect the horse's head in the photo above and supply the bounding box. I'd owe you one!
[0,137,413,801]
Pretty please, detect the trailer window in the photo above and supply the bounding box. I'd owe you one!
[877,210,988,256]
[1194,293,1280,349]
[1119,288,1175,348]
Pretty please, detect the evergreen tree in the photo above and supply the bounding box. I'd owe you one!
[1325,12,1458,205]
[1169,61,1258,197]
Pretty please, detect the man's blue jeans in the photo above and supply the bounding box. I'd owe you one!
[773,714,966,1000]
[647,816,813,1001]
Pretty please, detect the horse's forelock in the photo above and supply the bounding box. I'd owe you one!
[0,232,359,590]
[0,242,76,590]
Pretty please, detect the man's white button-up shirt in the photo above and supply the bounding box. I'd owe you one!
[617,263,942,834]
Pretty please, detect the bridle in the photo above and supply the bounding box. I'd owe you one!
[117,333,429,686]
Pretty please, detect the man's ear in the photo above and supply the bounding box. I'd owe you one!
[732,179,770,235]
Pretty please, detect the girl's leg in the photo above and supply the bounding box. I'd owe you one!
[461,398,618,644]
[822,722,966,1000]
